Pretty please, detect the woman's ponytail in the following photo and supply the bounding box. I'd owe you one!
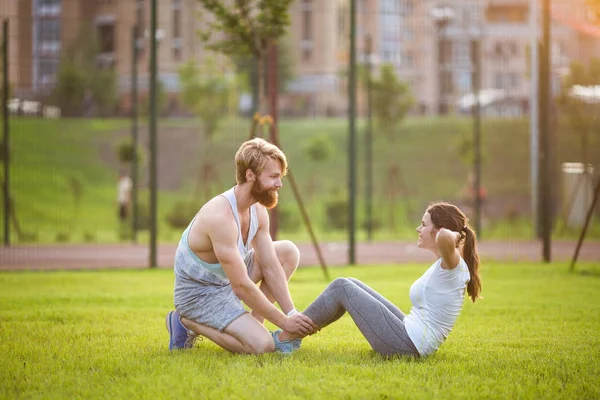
[462,225,481,302]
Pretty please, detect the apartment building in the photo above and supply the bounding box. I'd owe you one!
[287,0,600,117]
[0,0,211,110]
[2,0,598,116]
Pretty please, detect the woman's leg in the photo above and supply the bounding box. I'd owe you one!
[302,278,418,356]
[346,278,406,321]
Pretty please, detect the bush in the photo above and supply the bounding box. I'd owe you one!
[55,232,70,243]
[19,232,38,243]
[135,202,151,231]
[83,231,96,243]
[278,205,301,233]
[116,138,145,164]
[360,217,382,231]
[324,198,348,231]
[165,201,198,229]
[304,134,334,163]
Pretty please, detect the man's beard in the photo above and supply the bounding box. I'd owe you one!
[251,180,279,209]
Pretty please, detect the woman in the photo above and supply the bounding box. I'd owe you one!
[274,202,482,357]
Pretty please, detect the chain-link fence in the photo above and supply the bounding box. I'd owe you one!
[1,0,599,251]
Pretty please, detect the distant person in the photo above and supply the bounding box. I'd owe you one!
[274,202,482,357]
[117,174,132,222]
[166,138,316,354]
[83,90,94,117]
[461,172,487,212]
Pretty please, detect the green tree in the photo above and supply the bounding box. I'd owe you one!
[178,57,231,199]
[371,64,414,140]
[52,26,117,116]
[370,63,414,231]
[557,58,600,164]
[196,0,294,126]
[303,134,334,199]
[232,34,295,102]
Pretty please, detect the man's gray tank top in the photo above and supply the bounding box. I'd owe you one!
[173,187,259,284]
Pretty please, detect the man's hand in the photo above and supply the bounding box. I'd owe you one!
[282,313,317,336]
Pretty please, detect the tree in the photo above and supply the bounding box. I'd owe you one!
[371,64,414,140]
[557,58,600,164]
[52,26,117,116]
[178,57,231,199]
[196,0,294,127]
[303,134,334,200]
[370,63,414,231]
[232,34,295,106]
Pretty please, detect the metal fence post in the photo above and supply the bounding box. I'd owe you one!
[131,26,139,243]
[2,19,9,247]
[348,0,357,265]
[149,0,158,267]
[471,39,482,237]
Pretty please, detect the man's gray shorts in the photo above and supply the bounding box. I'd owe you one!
[173,248,255,332]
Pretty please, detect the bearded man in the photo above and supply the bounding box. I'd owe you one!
[166,138,317,354]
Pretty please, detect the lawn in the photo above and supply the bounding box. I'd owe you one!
[1,116,599,243]
[1,262,599,399]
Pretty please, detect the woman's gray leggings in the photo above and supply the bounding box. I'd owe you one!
[302,277,420,357]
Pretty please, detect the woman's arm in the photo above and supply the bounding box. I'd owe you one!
[435,228,461,270]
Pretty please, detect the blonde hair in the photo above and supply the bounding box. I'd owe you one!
[235,138,288,184]
[427,202,482,303]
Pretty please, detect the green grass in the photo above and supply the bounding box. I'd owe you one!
[1,116,599,243]
[1,262,599,399]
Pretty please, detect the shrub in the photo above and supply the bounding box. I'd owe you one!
[324,198,348,231]
[83,231,96,243]
[278,205,301,233]
[165,201,198,229]
[55,232,70,243]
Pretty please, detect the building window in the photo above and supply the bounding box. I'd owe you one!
[36,18,60,55]
[439,39,452,66]
[495,72,519,89]
[38,58,59,88]
[453,40,470,66]
[37,0,61,16]
[456,70,472,92]
[401,1,414,16]
[98,24,115,53]
[302,0,312,41]
[510,73,519,89]
[173,0,182,60]
[441,70,453,94]
[302,0,312,61]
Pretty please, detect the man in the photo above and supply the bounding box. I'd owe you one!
[166,138,317,354]
[117,173,132,222]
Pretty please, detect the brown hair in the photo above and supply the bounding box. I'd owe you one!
[427,202,482,303]
[235,138,288,184]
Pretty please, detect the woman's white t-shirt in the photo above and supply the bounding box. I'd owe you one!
[404,257,471,356]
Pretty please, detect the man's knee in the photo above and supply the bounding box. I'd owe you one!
[276,240,300,269]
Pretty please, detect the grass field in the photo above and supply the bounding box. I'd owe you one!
[1,262,599,399]
[1,116,599,244]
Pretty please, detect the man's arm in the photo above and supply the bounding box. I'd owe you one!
[209,212,314,335]
[251,206,295,314]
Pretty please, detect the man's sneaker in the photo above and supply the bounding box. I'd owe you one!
[271,329,295,354]
[166,310,199,350]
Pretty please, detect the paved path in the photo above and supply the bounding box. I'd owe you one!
[0,240,598,271]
